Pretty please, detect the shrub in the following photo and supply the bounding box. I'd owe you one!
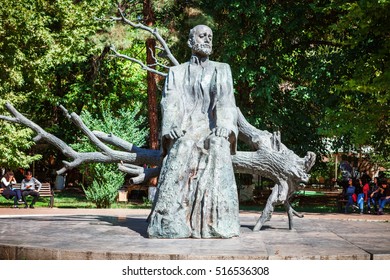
[82,163,124,208]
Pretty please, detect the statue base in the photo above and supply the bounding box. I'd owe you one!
[0,208,385,260]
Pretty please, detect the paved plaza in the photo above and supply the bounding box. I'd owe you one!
[0,208,389,260]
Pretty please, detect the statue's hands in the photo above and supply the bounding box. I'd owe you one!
[168,128,185,140]
[214,127,230,139]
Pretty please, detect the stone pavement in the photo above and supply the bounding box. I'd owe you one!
[0,207,389,260]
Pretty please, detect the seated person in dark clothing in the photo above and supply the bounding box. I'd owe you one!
[345,178,358,213]
[21,171,42,209]
[369,177,380,213]
[0,171,22,208]
[377,178,390,215]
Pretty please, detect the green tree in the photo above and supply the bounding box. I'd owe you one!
[0,122,41,170]
[166,1,343,156]
[0,0,149,171]
[168,1,389,164]
[320,1,390,158]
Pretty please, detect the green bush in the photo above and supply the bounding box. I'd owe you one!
[82,163,124,208]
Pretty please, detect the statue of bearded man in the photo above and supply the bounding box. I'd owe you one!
[147,25,240,238]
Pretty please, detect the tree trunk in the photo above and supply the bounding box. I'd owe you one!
[143,0,158,151]
[146,38,158,150]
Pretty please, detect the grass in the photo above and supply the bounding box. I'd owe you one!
[0,187,152,209]
[1,193,338,212]
[292,190,325,196]
[240,188,340,213]
[239,203,339,213]
[0,187,381,214]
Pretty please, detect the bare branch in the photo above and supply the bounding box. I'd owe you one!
[3,102,78,161]
[149,47,170,70]
[0,103,124,174]
[155,46,165,51]
[118,163,160,185]
[57,105,165,167]
[0,103,160,177]
[93,131,138,152]
[111,6,180,66]
[59,106,113,155]
[93,131,162,166]
[0,115,17,123]
[110,46,167,77]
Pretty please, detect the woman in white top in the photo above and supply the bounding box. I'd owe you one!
[0,171,22,208]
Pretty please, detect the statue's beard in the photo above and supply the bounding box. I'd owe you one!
[192,43,212,56]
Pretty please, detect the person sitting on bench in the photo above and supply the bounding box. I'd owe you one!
[21,171,42,209]
[1,171,22,208]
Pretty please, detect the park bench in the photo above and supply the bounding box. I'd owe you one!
[289,191,344,211]
[124,184,149,200]
[336,195,348,212]
[0,183,54,208]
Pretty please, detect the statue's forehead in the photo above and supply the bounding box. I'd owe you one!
[194,25,212,35]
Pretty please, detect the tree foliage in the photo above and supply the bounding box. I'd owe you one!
[0,122,41,169]
[320,1,390,157]
[71,102,148,153]
[165,1,343,156]
[166,0,389,167]
[0,0,148,170]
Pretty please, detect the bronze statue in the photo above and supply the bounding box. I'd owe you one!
[147,25,240,238]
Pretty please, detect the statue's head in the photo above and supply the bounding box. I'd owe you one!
[188,25,213,57]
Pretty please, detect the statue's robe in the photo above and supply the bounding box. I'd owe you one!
[147,57,240,238]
